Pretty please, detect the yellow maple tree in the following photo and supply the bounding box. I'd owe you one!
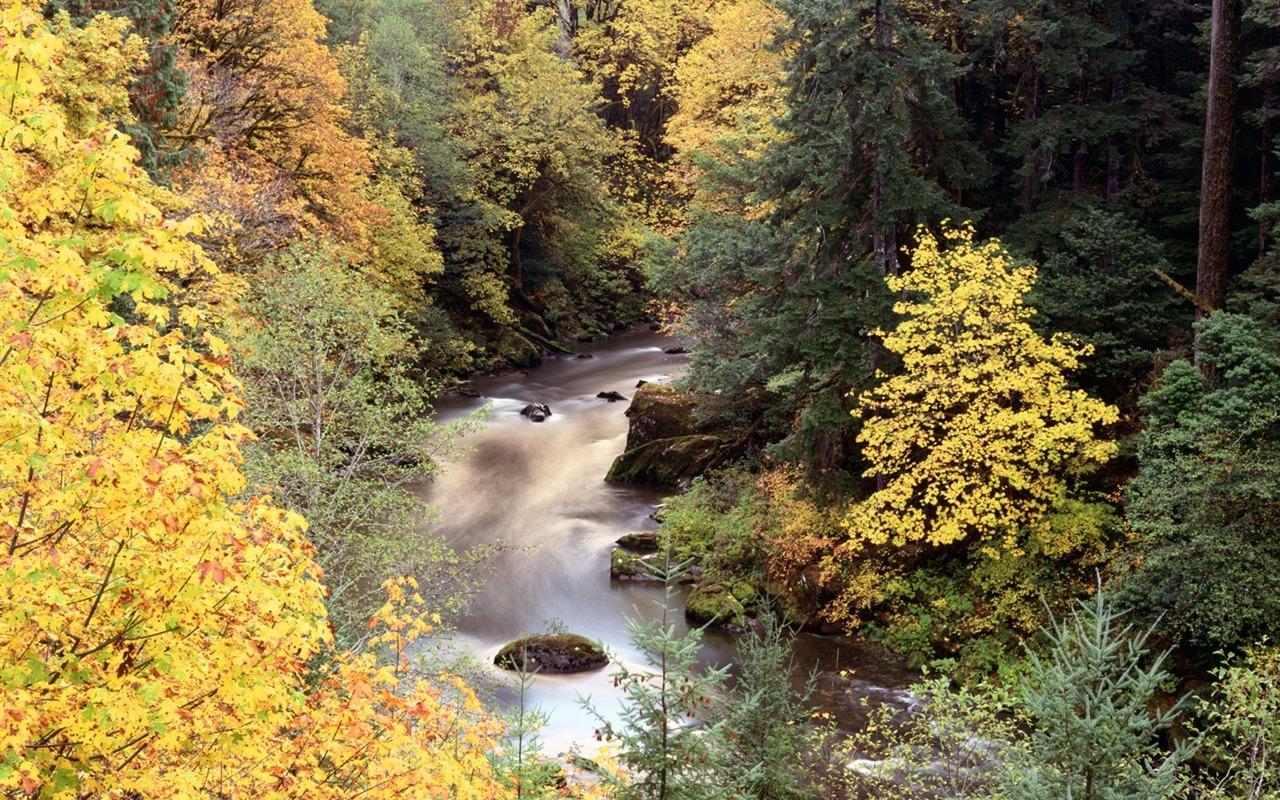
[0,6,514,796]
[843,226,1118,554]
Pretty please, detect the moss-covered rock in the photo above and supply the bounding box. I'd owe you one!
[496,329,543,368]
[729,581,759,609]
[610,548,699,582]
[615,531,661,553]
[605,434,724,488]
[621,384,705,452]
[494,634,608,673]
[610,548,663,580]
[685,583,747,630]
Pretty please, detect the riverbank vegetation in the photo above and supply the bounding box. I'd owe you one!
[2,0,1280,794]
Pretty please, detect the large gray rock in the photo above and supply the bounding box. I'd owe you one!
[494,634,608,673]
[620,384,704,451]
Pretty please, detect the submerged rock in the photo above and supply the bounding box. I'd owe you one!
[597,391,627,402]
[520,403,552,422]
[494,633,608,673]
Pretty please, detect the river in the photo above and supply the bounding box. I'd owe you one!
[423,329,916,758]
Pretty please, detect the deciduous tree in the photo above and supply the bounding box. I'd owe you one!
[845,226,1117,552]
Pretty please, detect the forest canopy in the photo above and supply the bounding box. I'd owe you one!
[3,0,1280,794]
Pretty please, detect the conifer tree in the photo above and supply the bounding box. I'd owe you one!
[1003,589,1189,800]
[583,558,750,800]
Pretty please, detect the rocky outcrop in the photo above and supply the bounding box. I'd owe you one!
[615,531,660,552]
[620,385,703,451]
[494,634,608,673]
[610,548,698,582]
[763,568,841,634]
[610,549,663,581]
[606,434,723,488]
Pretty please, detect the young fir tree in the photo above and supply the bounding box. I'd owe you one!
[710,610,814,800]
[1002,588,1190,800]
[583,557,751,800]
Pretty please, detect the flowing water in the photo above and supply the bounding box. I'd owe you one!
[422,330,916,755]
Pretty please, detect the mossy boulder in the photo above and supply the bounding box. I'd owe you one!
[621,384,705,452]
[611,548,662,580]
[610,548,698,582]
[494,634,608,673]
[685,583,747,630]
[605,434,724,488]
[615,531,661,552]
[729,581,759,609]
[497,329,543,368]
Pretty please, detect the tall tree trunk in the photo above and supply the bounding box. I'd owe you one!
[1196,0,1240,340]
[1022,59,1042,210]
[1073,68,1087,192]
[552,0,576,58]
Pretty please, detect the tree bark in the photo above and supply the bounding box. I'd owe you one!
[1196,0,1240,335]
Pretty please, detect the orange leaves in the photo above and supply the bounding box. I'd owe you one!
[194,560,228,584]
[170,0,377,268]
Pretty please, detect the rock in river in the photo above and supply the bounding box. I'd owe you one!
[685,583,748,630]
[615,531,660,553]
[494,634,608,673]
[520,403,552,422]
[597,391,627,402]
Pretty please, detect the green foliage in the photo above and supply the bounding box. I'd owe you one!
[710,612,815,800]
[1189,644,1280,800]
[1016,202,1186,400]
[582,558,751,800]
[228,243,493,646]
[493,660,564,799]
[828,676,1024,800]
[659,469,762,580]
[1003,589,1189,800]
[1122,312,1280,656]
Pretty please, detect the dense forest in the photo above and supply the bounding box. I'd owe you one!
[1,0,1279,794]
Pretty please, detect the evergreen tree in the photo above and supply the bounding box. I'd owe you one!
[1121,311,1280,656]
[583,559,751,800]
[1002,588,1189,800]
[710,611,814,800]
[48,0,187,179]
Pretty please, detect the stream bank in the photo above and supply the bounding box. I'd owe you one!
[420,330,917,756]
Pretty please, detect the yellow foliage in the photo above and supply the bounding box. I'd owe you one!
[843,225,1118,554]
[666,0,790,215]
[0,9,514,795]
[171,0,377,264]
